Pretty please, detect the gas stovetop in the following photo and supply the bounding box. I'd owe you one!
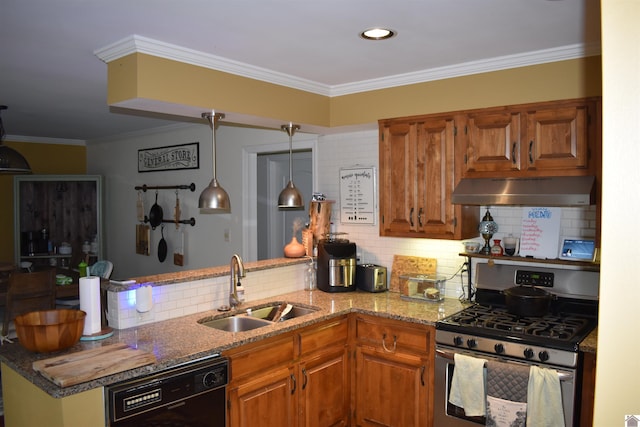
[436,303,596,351]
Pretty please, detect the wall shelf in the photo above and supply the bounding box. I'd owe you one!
[459,253,600,271]
[135,183,196,192]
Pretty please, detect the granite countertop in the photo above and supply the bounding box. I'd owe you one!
[0,289,468,398]
[580,327,597,353]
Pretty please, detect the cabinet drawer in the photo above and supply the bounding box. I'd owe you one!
[224,333,295,381]
[298,316,348,356]
[355,315,431,355]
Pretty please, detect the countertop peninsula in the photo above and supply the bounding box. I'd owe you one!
[0,289,468,398]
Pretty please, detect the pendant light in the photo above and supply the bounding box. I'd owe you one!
[198,111,230,213]
[0,105,32,174]
[278,123,304,209]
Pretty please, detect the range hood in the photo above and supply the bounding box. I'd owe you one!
[452,176,595,206]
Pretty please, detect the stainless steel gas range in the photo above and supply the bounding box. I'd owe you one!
[434,262,599,427]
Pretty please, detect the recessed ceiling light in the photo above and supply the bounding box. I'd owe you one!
[360,28,396,40]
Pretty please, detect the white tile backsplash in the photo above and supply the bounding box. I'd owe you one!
[316,130,597,300]
[106,264,308,329]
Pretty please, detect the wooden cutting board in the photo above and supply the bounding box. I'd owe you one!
[389,255,437,293]
[33,343,156,387]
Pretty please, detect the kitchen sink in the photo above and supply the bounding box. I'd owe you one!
[249,303,318,321]
[199,316,272,332]
[198,302,319,332]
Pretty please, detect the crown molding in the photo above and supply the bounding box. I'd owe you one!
[94,35,330,96]
[331,42,602,96]
[5,135,86,145]
[95,35,601,98]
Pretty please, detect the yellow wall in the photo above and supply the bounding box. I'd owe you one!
[1,363,104,427]
[108,53,601,128]
[330,56,602,125]
[0,141,86,263]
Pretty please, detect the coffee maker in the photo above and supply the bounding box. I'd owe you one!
[317,235,356,292]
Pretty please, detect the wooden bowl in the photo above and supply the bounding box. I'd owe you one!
[14,309,86,353]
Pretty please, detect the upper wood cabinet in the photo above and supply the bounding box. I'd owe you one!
[462,97,600,177]
[379,114,479,240]
[378,97,601,240]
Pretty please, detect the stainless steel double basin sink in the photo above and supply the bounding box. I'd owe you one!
[198,302,319,332]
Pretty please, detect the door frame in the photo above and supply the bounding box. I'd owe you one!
[242,137,317,261]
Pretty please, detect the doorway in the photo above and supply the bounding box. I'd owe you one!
[242,135,317,262]
[256,150,312,260]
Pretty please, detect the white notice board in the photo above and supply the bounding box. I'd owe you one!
[519,207,561,259]
[339,166,376,225]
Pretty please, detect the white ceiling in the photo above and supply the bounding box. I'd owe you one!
[0,0,601,141]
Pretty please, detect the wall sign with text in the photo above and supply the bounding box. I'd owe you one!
[339,166,376,225]
[138,142,199,173]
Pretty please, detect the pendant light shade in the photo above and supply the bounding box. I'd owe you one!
[0,105,32,174]
[199,111,230,213]
[278,123,304,209]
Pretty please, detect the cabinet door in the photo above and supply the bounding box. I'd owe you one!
[354,346,428,427]
[354,315,434,427]
[415,117,457,238]
[379,121,419,236]
[228,365,297,427]
[298,347,350,427]
[526,102,591,172]
[463,110,522,175]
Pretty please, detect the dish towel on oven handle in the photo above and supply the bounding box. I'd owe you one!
[449,353,487,417]
[485,360,529,427]
[527,365,565,427]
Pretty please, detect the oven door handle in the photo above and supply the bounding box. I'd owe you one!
[435,348,574,382]
[435,348,456,360]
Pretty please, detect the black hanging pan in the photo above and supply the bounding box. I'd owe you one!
[148,191,163,230]
[158,225,167,262]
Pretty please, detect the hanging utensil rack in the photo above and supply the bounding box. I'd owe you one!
[136,183,197,227]
[135,183,196,192]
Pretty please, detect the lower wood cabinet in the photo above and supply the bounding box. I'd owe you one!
[353,314,435,427]
[224,316,350,427]
[228,363,296,427]
[224,314,435,427]
[579,351,597,426]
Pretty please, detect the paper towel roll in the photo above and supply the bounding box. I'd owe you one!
[136,285,153,313]
[79,276,101,335]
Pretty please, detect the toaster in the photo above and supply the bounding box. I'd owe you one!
[356,264,388,292]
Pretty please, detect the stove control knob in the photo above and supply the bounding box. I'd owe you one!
[538,351,550,362]
[453,336,463,346]
[494,343,505,354]
[524,348,535,359]
[466,339,477,349]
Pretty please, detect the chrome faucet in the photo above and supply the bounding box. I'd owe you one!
[229,254,246,308]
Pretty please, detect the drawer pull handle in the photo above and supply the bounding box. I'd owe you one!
[302,368,308,390]
[382,333,397,353]
[290,373,296,394]
[418,208,423,227]
[409,207,414,227]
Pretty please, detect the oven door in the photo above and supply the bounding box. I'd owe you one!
[434,346,576,427]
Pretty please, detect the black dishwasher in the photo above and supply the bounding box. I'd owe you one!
[105,354,228,427]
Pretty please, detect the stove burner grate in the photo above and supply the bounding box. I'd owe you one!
[439,304,592,343]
